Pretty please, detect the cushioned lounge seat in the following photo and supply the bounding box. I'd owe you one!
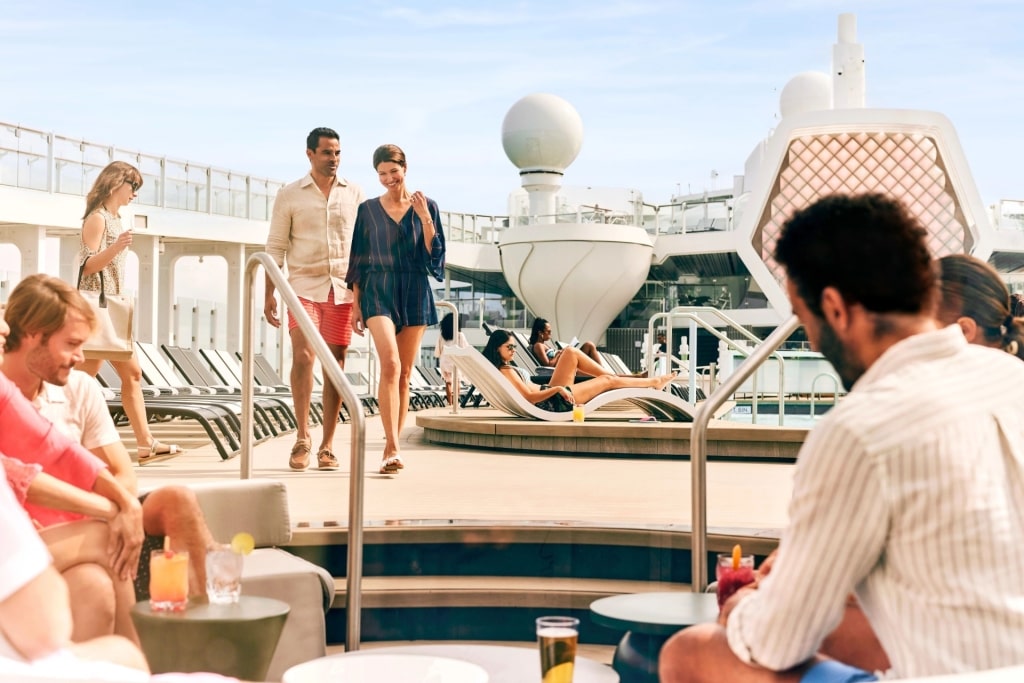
[445,345,697,422]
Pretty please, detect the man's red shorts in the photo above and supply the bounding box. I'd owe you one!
[287,288,353,346]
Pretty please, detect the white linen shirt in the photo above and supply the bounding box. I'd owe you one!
[265,173,364,304]
[726,325,1024,678]
[33,371,120,450]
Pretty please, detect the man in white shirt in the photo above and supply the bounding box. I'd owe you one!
[2,274,215,641]
[264,126,365,471]
[660,194,1024,683]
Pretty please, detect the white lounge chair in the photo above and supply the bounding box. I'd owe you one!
[445,345,698,422]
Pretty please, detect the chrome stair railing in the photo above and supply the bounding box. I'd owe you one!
[241,252,368,650]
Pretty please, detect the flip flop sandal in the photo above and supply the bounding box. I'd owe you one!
[379,457,401,474]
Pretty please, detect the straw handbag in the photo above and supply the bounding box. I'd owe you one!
[76,263,134,360]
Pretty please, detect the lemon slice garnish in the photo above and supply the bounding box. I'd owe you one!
[230,532,255,555]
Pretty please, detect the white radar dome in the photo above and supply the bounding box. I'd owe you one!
[779,71,832,118]
[502,93,583,174]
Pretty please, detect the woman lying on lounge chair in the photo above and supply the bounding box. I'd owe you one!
[482,329,676,412]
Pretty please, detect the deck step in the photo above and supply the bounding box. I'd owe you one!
[330,576,690,610]
[290,523,781,555]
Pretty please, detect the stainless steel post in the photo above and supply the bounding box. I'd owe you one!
[689,315,800,591]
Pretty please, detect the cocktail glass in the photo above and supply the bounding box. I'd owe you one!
[537,615,578,683]
[150,549,189,612]
[206,543,244,604]
[715,552,755,610]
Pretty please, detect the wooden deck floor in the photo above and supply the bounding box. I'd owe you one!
[131,406,799,533]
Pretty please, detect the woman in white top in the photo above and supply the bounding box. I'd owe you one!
[482,329,675,412]
[434,313,468,405]
[75,162,180,464]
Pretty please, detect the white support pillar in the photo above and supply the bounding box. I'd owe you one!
[132,233,161,343]
[58,235,81,284]
[0,225,48,277]
[224,243,246,352]
[158,246,179,346]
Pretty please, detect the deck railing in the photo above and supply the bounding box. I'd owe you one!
[0,121,283,221]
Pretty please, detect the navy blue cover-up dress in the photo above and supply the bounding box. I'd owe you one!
[345,196,446,332]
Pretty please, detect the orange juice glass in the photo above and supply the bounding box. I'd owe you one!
[150,549,189,611]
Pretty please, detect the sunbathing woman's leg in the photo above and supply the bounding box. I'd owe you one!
[549,347,614,383]
[566,373,676,404]
[579,341,604,365]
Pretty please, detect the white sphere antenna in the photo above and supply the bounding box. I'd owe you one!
[779,71,833,118]
[502,94,583,222]
[502,93,583,174]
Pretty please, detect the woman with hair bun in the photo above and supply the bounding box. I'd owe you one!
[937,254,1024,360]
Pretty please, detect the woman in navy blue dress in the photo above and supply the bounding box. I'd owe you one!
[347,144,445,474]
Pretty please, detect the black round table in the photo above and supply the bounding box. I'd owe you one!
[131,595,289,680]
[590,592,719,683]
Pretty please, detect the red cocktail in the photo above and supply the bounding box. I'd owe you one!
[716,550,755,609]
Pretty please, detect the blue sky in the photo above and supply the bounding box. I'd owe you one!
[2,0,1022,217]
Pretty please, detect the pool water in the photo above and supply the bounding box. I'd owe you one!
[724,405,826,428]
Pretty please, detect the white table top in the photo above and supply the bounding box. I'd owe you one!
[287,644,619,683]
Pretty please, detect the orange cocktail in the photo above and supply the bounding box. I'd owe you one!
[150,549,189,612]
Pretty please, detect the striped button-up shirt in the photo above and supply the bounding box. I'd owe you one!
[727,325,1024,678]
[265,173,364,303]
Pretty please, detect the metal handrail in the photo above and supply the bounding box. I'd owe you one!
[241,252,367,650]
[434,300,460,414]
[689,314,800,592]
[809,373,841,418]
[649,307,787,423]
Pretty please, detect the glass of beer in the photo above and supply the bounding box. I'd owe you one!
[536,615,578,683]
[150,549,189,612]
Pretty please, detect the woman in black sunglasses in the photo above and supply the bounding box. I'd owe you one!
[482,329,676,411]
[77,161,180,463]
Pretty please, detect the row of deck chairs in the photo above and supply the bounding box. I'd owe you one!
[97,342,379,460]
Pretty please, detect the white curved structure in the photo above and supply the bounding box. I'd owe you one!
[499,94,652,341]
[499,224,652,343]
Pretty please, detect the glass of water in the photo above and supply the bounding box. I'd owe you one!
[205,544,244,604]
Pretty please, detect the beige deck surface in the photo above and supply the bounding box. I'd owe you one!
[133,407,796,533]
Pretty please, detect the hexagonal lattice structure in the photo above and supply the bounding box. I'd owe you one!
[736,109,990,316]
[755,131,971,283]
